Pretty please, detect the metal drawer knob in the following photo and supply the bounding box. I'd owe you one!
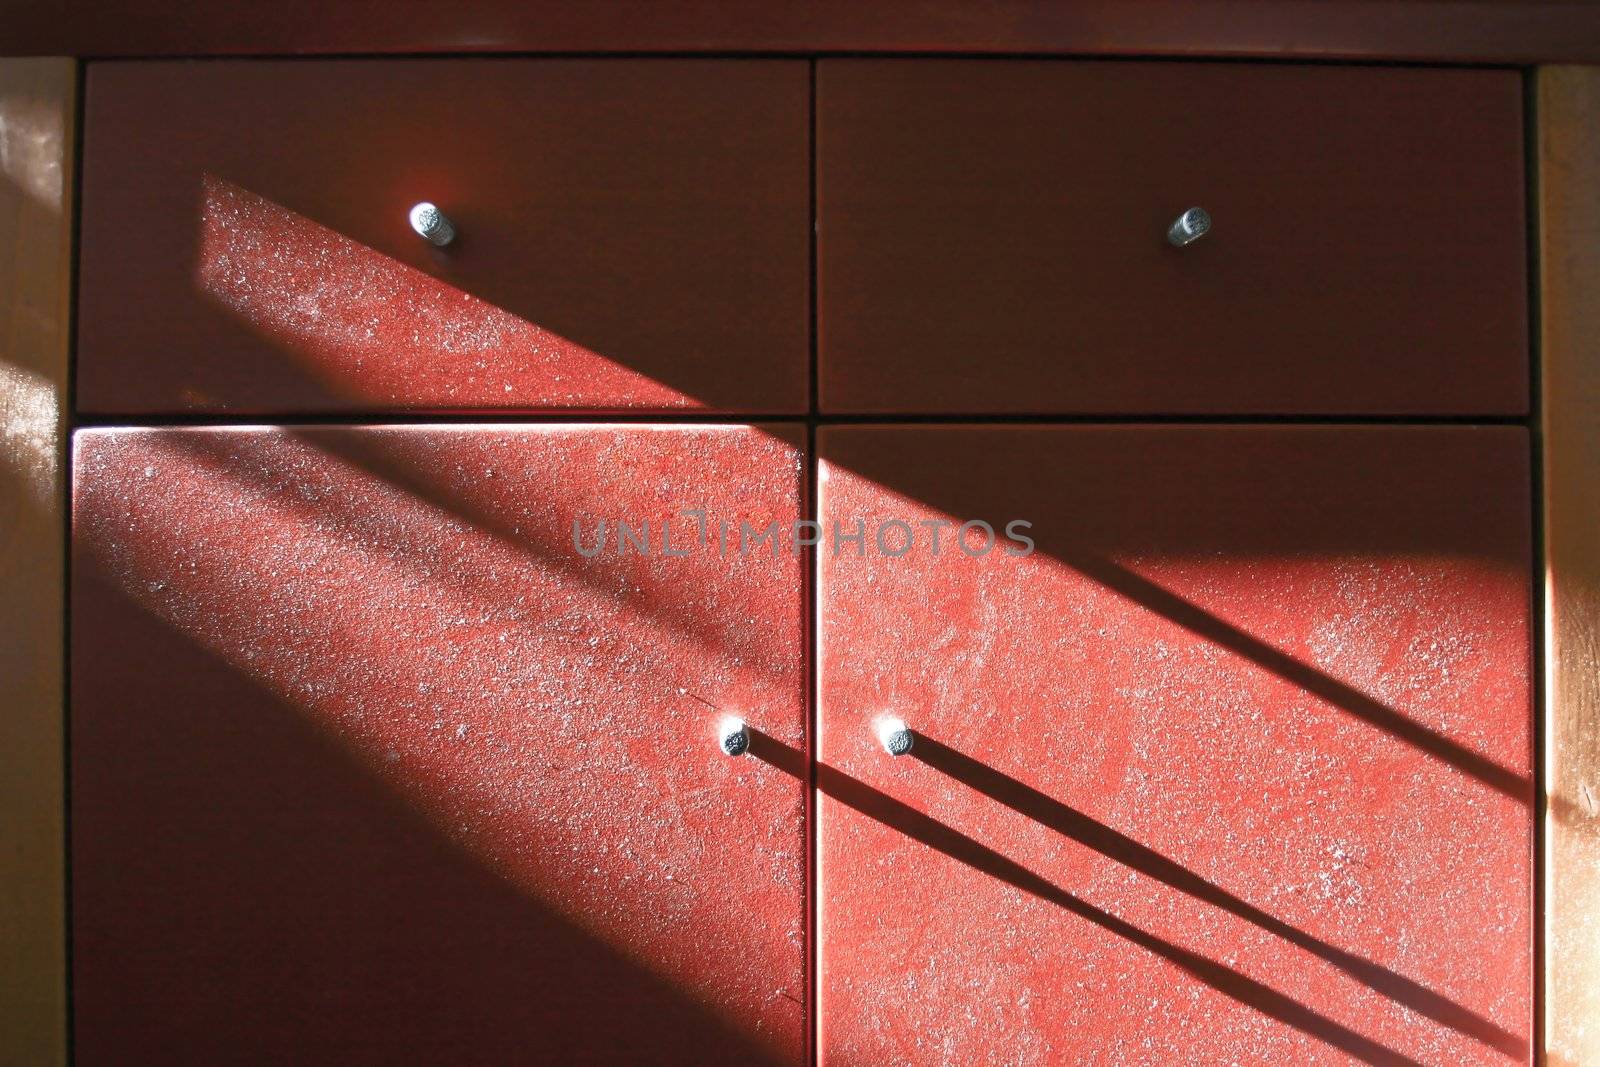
[876,716,914,757]
[718,715,750,757]
[1166,206,1211,247]
[409,202,457,247]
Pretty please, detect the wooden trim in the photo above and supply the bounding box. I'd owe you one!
[0,1,1598,63]
[0,56,72,1067]
[1539,65,1600,1067]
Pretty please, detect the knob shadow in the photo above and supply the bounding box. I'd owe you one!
[748,731,1430,1067]
[910,734,1526,1059]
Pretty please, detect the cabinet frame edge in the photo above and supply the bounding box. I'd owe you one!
[0,54,74,1067]
[1537,63,1600,1067]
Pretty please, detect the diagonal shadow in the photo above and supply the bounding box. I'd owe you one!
[242,425,1524,812]
[259,410,1532,808]
[817,425,1533,805]
[79,421,1513,1063]
[72,179,1530,1060]
[745,731,1424,1067]
[160,425,804,685]
[71,426,811,1062]
[1061,555,1530,802]
[113,184,1531,1051]
[71,566,786,1066]
[911,733,1527,1058]
[165,182,1530,806]
[148,422,1528,1056]
[295,424,807,681]
[164,424,1525,1052]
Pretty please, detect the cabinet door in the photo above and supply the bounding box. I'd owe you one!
[77,60,810,415]
[817,61,1526,416]
[72,425,807,1065]
[817,426,1531,1065]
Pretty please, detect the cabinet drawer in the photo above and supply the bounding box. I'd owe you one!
[817,425,1531,1064]
[71,425,807,1064]
[78,60,810,415]
[818,61,1527,415]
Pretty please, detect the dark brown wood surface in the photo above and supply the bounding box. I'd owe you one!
[818,60,1528,416]
[1,1,1598,62]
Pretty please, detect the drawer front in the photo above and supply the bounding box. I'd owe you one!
[817,426,1531,1064]
[71,425,807,1064]
[78,61,809,415]
[818,61,1527,415]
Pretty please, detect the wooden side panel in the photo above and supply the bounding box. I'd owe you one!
[1540,65,1600,1067]
[0,57,72,1067]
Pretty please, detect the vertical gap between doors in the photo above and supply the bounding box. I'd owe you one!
[805,55,821,1067]
[1521,64,1546,1067]
[63,55,88,1067]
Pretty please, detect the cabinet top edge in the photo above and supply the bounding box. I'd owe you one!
[4,1,1599,65]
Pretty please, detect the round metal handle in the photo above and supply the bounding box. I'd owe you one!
[1167,206,1211,247]
[876,716,914,757]
[409,202,457,247]
[718,715,750,757]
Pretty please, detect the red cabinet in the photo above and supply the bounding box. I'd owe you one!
[817,426,1531,1064]
[817,61,1527,416]
[77,60,810,415]
[71,425,808,1065]
[67,52,1538,1065]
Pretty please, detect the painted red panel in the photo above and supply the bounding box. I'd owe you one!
[816,426,1531,1065]
[817,61,1527,416]
[71,425,807,1064]
[77,61,809,414]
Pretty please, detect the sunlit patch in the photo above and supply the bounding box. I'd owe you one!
[195,176,697,409]
[0,90,64,211]
[0,359,58,509]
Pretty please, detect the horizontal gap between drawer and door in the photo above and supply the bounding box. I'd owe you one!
[79,53,1523,71]
[71,412,1537,429]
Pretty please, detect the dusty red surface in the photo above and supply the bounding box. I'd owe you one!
[816,426,1531,1066]
[76,61,810,415]
[72,425,808,1065]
